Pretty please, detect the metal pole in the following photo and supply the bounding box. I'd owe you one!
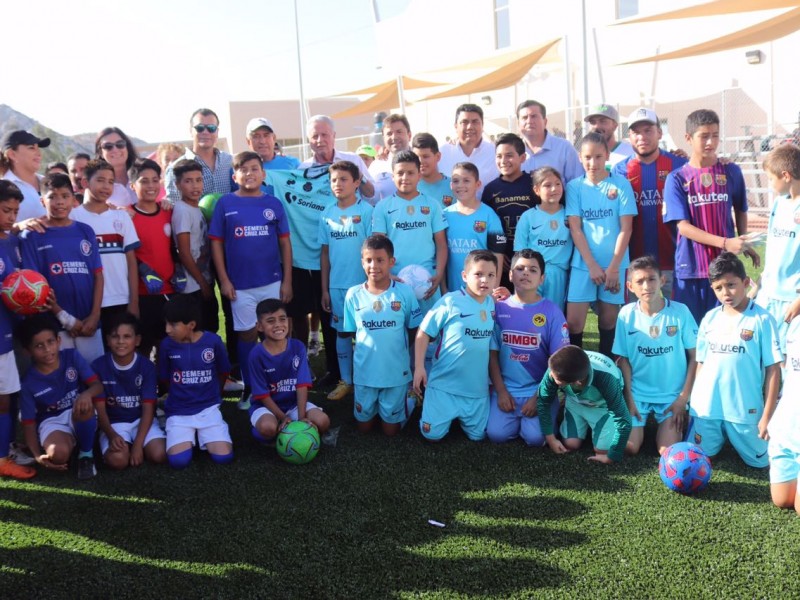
[294,0,309,159]
[397,75,406,113]
[592,28,605,103]
[581,0,589,119]
[564,35,573,141]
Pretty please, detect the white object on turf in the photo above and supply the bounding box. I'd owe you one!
[398,264,432,300]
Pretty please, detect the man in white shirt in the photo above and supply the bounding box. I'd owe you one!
[438,103,499,197]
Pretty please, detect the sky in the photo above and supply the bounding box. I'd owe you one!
[2,0,409,142]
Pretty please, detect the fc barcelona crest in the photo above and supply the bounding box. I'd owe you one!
[658,170,669,181]
[649,325,660,339]
[715,174,727,186]
[473,220,486,233]
[666,325,678,337]
[352,215,362,224]
[443,195,454,206]
[794,211,800,224]
[740,329,753,341]
[373,300,383,313]
[480,310,487,322]
[700,173,713,188]
[550,219,559,230]
[607,187,618,200]
[421,206,430,215]
[390,300,401,311]
[407,206,415,215]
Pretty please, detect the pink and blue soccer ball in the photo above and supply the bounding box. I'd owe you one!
[659,442,712,495]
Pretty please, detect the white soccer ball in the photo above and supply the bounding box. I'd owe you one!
[398,264,432,300]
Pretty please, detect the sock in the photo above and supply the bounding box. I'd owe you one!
[237,340,258,387]
[310,330,320,342]
[569,332,584,347]
[599,327,616,359]
[168,448,193,469]
[401,394,417,429]
[336,336,353,385]
[75,415,97,454]
[210,451,234,465]
[0,413,10,459]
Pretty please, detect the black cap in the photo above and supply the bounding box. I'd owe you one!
[1,130,51,151]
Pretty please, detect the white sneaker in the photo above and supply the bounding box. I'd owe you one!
[308,339,321,357]
[8,443,36,467]
[224,377,245,393]
[237,395,252,411]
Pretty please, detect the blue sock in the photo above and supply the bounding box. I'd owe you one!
[210,451,234,465]
[401,394,416,429]
[237,340,258,388]
[0,413,10,458]
[75,415,97,454]
[336,336,353,385]
[168,448,193,469]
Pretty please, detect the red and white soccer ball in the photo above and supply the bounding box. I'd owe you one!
[1,269,51,315]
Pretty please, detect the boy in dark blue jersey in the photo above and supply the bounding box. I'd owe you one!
[157,296,233,469]
[92,313,166,470]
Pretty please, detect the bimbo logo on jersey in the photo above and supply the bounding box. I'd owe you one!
[502,330,540,349]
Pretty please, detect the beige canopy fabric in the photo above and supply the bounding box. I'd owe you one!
[614,0,799,25]
[331,77,444,119]
[619,6,800,64]
[335,76,445,97]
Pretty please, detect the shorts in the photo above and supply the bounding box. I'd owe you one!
[567,267,624,304]
[165,404,231,451]
[138,294,170,349]
[288,268,322,318]
[231,281,281,331]
[59,329,104,364]
[540,265,568,314]
[486,391,559,446]
[755,295,790,350]
[250,401,322,426]
[560,399,617,451]
[328,288,348,332]
[769,433,800,484]
[38,410,76,444]
[687,416,768,468]
[630,400,678,428]
[674,278,718,324]
[99,418,166,454]
[0,350,21,395]
[354,384,411,424]
[420,387,489,441]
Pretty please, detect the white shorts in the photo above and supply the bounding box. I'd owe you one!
[231,281,281,331]
[59,329,104,364]
[0,350,20,395]
[38,410,76,444]
[165,404,231,451]
[99,418,166,455]
[250,401,322,427]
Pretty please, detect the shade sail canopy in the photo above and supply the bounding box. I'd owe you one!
[335,76,445,97]
[614,0,799,25]
[332,77,444,119]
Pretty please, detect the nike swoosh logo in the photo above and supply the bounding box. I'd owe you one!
[388,209,399,214]
[628,331,637,335]
[531,225,542,231]
[492,192,502,198]
[460,313,474,318]
[756,450,767,459]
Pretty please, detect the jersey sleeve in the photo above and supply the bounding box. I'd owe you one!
[595,370,632,462]
[663,171,690,224]
[695,315,710,363]
[406,287,423,329]
[420,296,451,339]
[342,287,357,333]
[514,210,531,251]
[20,383,36,424]
[295,341,313,388]
[362,204,374,237]
[727,163,748,214]
[214,334,231,376]
[616,177,638,217]
[90,357,108,401]
[207,196,225,240]
[612,307,631,358]
[546,307,570,355]
[371,202,388,235]
[760,312,784,368]
[172,204,191,235]
[141,357,158,402]
[247,347,271,400]
[19,232,41,273]
[430,201,448,234]
[317,211,329,247]
[275,200,290,237]
[679,304,699,350]
[121,212,141,251]
[486,209,507,254]
[565,180,581,218]
[74,350,98,385]
[536,371,559,435]
[83,225,103,273]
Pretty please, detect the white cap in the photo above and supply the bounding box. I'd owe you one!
[246,117,274,135]
[627,107,659,128]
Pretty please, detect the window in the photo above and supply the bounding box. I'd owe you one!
[494,0,510,49]
[616,0,639,19]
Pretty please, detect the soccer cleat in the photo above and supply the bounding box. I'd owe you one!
[0,457,36,480]
[224,377,245,393]
[8,443,36,466]
[326,381,353,401]
[237,394,252,411]
[307,338,321,357]
[77,456,97,480]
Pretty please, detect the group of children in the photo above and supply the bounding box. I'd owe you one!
[1,111,800,517]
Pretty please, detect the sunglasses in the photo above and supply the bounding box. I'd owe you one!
[193,124,218,133]
[101,140,127,151]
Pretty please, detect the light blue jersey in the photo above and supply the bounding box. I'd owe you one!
[318,200,373,290]
[443,203,507,292]
[613,300,698,405]
[758,195,800,302]
[769,318,800,444]
[422,290,495,398]
[692,301,782,424]
[418,175,454,209]
[514,206,573,269]
[371,192,448,274]
[342,281,422,388]
[566,174,637,269]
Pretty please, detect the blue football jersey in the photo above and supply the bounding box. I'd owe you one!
[514,206,573,269]
[418,175,455,209]
[318,200,373,290]
[248,338,312,413]
[443,203,506,292]
[92,353,158,424]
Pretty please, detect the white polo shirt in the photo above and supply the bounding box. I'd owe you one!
[368,158,395,205]
[3,170,45,221]
[438,138,499,198]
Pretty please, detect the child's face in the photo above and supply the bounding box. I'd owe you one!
[28,330,60,369]
[256,309,289,342]
[412,148,440,179]
[392,161,421,198]
[330,170,359,201]
[108,324,140,359]
[462,259,497,299]
[686,124,720,161]
[626,268,663,302]
[0,199,20,231]
[85,169,115,203]
[580,142,609,178]
[767,169,791,196]
[42,187,75,221]
[534,174,563,206]
[450,168,480,201]
[165,320,195,343]
[233,159,265,192]
[711,273,750,310]
[177,171,204,203]
[361,247,395,284]
[509,257,543,293]
[131,168,161,203]
[495,144,524,177]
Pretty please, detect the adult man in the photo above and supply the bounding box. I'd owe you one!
[585,104,634,168]
[438,103,499,197]
[368,114,412,203]
[517,100,584,183]
[245,117,299,170]
[67,152,91,201]
[612,108,687,298]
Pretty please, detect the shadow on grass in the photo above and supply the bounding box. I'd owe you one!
[698,480,769,504]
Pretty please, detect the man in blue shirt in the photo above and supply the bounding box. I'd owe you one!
[517,100,584,183]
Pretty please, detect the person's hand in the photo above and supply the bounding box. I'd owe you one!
[497,390,514,413]
[423,274,443,300]
[667,394,688,433]
[199,281,214,300]
[220,280,236,301]
[80,313,99,337]
[520,396,538,417]
[280,280,293,304]
[547,437,570,455]
[743,245,761,268]
[671,148,689,159]
[492,286,511,301]
[627,399,641,423]
[16,217,47,233]
[588,263,605,285]
[413,368,427,396]
[604,267,620,293]
[35,454,67,470]
[129,443,144,467]
[321,291,331,313]
[279,415,293,430]
[109,433,127,452]
[587,453,614,464]
[73,393,94,418]
[758,415,770,441]
[784,297,800,324]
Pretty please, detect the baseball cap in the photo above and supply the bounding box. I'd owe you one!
[356,144,377,158]
[1,130,51,151]
[246,117,274,135]
[584,104,620,123]
[627,107,659,128]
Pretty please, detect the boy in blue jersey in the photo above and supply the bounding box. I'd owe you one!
[372,150,448,314]
[18,314,102,479]
[488,249,569,445]
[248,299,329,444]
[444,162,506,292]
[320,161,373,401]
[210,151,292,410]
[92,313,166,470]
[158,296,233,469]
[415,249,497,441]
[20,173,105,362]
[412,133,454,209]
[566,132,637,357]
[613,256,698,455]
[688,252,782,468]
[537,345,631,464]
[343,235,422,436]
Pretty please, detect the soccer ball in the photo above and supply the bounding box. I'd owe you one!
[199,193,223,221]
[1,269,51,315]
[659,442,712,495]
[397,264,432,300]
[276,421,320,465]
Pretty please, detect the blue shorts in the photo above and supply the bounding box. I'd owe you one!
[687,416,768,468]
[674,278,718,324]
[486,391,559,446]
[631,401,679,428]
[769,433,800,484]
[328,288,348,333]
[540,265,568,314]
[567,268,624,304]
[560,399,617,451]
[420,387,489,441]
[354,384,412,424]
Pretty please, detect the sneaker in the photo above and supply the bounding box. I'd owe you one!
[8,443,36,467]
[308,338,321,357]
[237,394,252,411]
[327,381,353,401]
[223,377,245,393]
[0,458,36,480]
[77,456,97,480]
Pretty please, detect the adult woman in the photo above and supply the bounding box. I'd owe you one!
[0,130,48,221]
[95,127,138,207]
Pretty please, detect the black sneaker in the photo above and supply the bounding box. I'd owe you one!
[77,456,97,480]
